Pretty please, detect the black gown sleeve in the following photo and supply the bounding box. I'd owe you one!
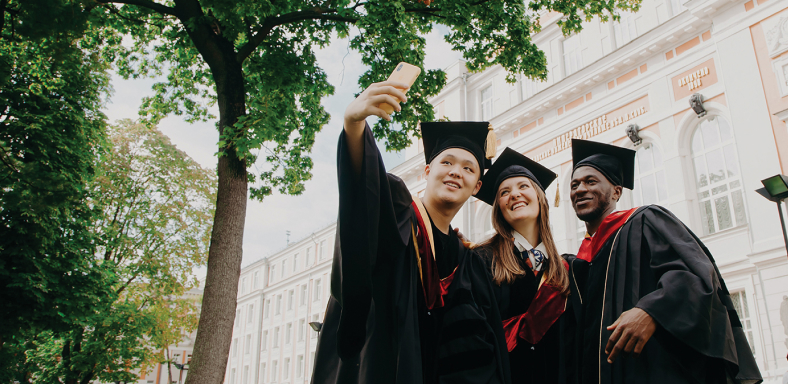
[332,122,411,358]
[632,206,761,383]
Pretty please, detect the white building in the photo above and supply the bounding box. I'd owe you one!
[228,0,788,381]
[225,224,335,384]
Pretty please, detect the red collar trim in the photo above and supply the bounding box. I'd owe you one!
[411,201,447,310]
[576,208,638,262]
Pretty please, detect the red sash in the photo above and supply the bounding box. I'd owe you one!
[577,208,638,262]
[501,259,570,351]
[411,200,455,310]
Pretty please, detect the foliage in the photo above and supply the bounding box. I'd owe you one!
[0,0,115,346]
[1,120,215,383]
[93,0,638,200]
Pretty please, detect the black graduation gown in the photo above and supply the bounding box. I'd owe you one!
[567,205,762,384]
[476,245,574,384]
[311,123,510,384]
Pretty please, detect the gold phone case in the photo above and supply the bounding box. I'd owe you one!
[380,62,421,115]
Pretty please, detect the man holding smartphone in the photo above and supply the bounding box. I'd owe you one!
[311,80,510,384]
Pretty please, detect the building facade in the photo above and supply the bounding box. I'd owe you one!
[225,224,335,384]
[227,0,788,382]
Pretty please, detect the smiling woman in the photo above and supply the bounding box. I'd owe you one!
[473,147,570,384]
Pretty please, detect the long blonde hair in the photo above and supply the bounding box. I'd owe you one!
[478,182,569,295]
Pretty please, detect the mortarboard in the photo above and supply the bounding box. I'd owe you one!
[571,139,636,189]
[421,121,497,170]
[476,147,557,206]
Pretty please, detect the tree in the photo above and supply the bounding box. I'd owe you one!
[0,0,115,349]
[3,120,216,383]
[80,0,640,381]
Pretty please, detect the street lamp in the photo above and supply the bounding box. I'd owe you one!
[173,363,189,384]
[309,321,323,333]
[756,174,788,257]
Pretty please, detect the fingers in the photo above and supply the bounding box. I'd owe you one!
[368,85,409,103]
[606,332,628,363]
[373,80,412,92]
[368,94,402,112]
[605,323,622,356]
[632,336,649,358]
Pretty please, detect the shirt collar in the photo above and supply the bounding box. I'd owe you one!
[512,231,547,254]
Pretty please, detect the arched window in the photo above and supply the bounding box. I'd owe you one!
[690,116,746,236]
[632,143,668,207]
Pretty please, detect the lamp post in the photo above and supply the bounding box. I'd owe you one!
[756,174,788,258]
[173,363,189,384]
[309,321,323,333]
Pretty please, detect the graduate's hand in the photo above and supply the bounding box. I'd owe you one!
[604,307,656,363]
[344,81,409,128]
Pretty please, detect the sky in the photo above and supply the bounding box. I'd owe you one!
[102,26,463,272]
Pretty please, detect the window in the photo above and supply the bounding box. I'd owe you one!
[632,144,668,206]
[480,85,493,120]
[314,279,322,302]
[283,358,290,380]
[264,300,270,318]
[275,294,282,315]
[281,260,286,278]
[669,0,686,16]
[235,309,242,327]
[242,277,248,294]
[309,352,316,376]
[287,290,294,310]
[296,355,304,378]
[232,338,239,357]
[298,319,305,341]
[230,368,236,384]
[245,334,251,354]
[261,330,268,351]
[521,77,538,101]
[300,285,307,306]
[319,240,327,260]
[260,363,266,384]
[613,10,638,47]
[253,271,259,289]
[247,304,254,323]
[273,327,280,348]
[270,265,276,284]
[293,254,298,272]
[306,247,312,267]
[690,116,746,235]
[562,34,583,76]
[243,366,249,384]
[731,291,755,355]
[286,323,292,344]
[271,361,278,382]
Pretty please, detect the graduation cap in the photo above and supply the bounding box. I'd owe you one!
[421,121,497,169]
[571,139,636,189]
[476,147,557,206]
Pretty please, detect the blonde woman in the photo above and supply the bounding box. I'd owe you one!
[474,148,572,384]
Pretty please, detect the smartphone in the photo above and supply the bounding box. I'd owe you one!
[380,62,421,114]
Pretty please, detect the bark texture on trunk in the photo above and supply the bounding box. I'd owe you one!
[183,49,248,384]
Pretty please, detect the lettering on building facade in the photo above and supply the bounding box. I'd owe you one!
[533,105,647,161]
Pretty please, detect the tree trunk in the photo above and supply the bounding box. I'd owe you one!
[183,54,247,384]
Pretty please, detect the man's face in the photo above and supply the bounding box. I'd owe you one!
[570,166,622,222]
[424,148,483,206]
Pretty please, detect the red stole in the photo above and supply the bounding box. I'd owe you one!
[411,199,455,310]
[576,208,639,262]
[501,259,569,351]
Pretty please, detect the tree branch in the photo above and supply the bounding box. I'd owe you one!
[96,0,179,17]
[236,8,359,62]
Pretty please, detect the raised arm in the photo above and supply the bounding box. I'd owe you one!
[343,81,409,175]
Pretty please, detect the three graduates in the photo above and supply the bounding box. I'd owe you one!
[313,79,762,384]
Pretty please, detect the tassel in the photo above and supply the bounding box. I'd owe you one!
[485,123,497,159]
[554,182,560,207]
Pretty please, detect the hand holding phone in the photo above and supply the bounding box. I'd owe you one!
[379,62,421,114]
